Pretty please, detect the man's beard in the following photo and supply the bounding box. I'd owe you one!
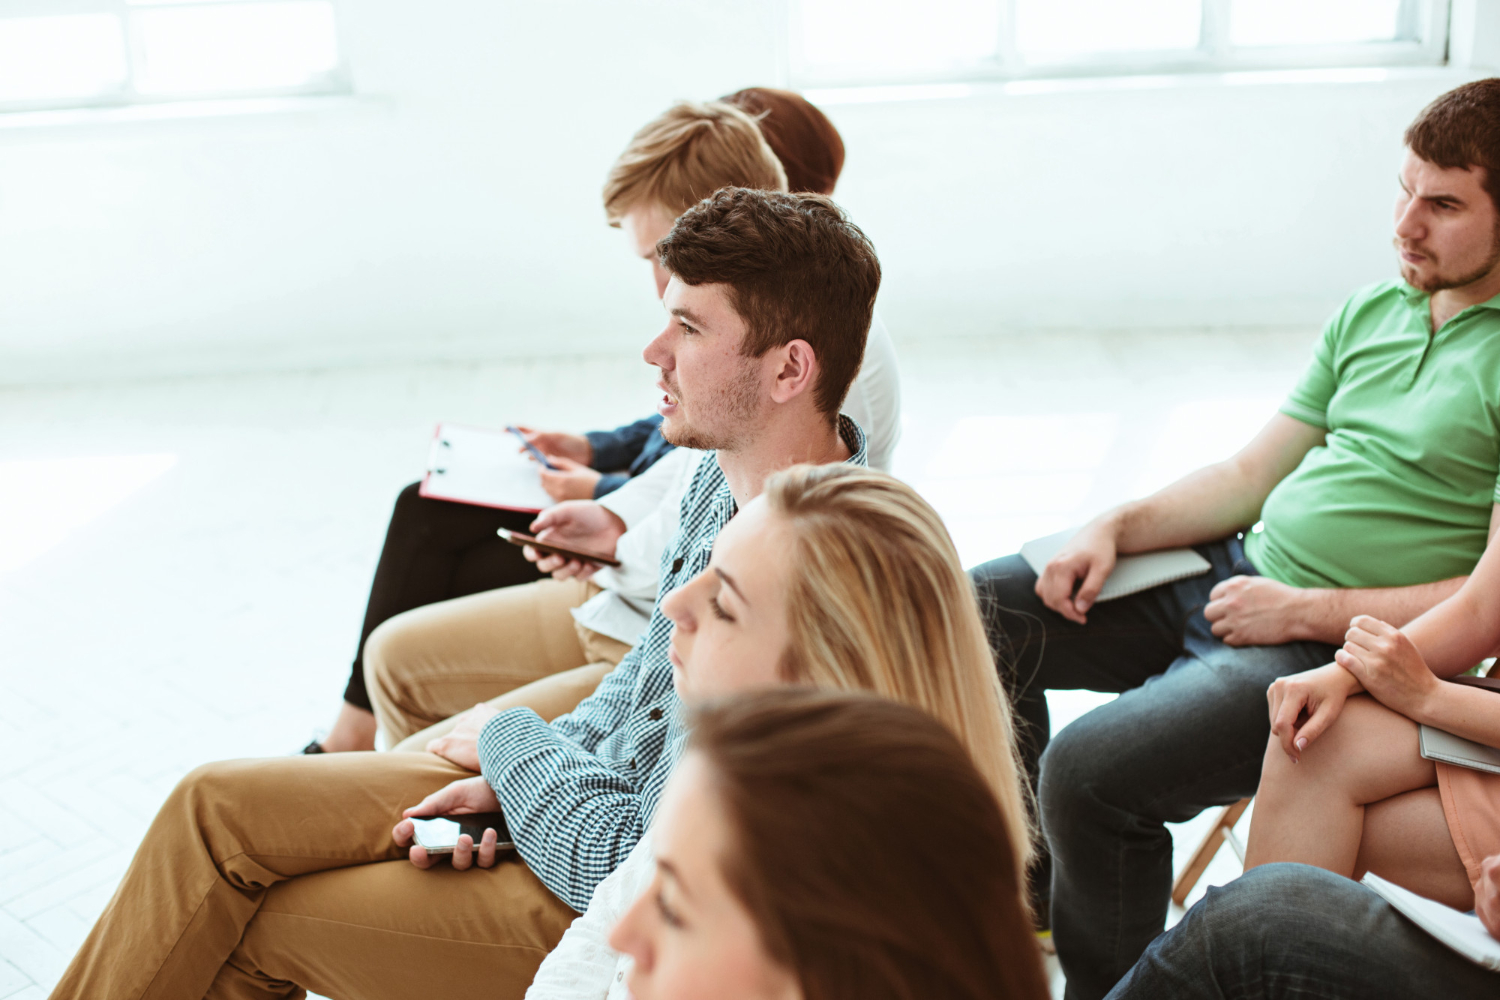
[659,359,763,452]
[1398,222,1500,293]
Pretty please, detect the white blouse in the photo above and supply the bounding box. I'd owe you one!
[526,833,655,1000]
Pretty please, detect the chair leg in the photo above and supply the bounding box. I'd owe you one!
[1171,798,1252,907]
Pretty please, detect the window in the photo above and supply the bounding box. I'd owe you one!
[0,0,347,114]
[791,0,1449,88]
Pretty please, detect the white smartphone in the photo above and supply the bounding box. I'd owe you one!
[409,812,515,854]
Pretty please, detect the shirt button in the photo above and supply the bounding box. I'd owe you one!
[629,757,636,768]
[649,708,663,721]
[671,557,684,574]
[616,971,624,982]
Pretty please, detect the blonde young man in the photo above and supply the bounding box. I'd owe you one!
[352,98,901,751]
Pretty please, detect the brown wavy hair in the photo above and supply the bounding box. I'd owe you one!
[657,187,878,417]
[689,689,1049,1000]
[1406,78,1500,214]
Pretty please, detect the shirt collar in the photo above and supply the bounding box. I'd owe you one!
[837,413,869,467]
[1396,279,1500,314]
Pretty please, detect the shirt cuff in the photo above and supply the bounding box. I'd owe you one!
[477,707,551,792]
[593,472,629,499]
[1278,399,1328,430]
[585,430,633,473]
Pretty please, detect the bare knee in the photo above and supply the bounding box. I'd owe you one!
[1308,697,1422,793]
[1263,696,1424,805]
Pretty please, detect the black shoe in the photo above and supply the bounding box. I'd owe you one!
[299,739,326,754]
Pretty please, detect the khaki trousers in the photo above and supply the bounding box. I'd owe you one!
[364,577,634,748]
[49,752,577,1000]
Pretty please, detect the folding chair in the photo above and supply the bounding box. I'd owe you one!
[1171,797,1251,907]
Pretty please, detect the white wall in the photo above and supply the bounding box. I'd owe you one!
[0,1,1496,386]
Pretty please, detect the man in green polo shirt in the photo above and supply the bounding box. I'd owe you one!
[971,78,1500,1000]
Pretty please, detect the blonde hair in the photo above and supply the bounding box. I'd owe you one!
[603,100,788,226]
[763,465,1035,876]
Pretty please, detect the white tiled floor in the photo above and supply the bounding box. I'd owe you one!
[0,327,1311,999]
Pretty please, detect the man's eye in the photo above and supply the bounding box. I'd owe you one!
[708,596,735,622]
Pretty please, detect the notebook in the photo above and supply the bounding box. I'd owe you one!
[418,423,554,513]
[1361,872,1500,971]
[1419,724,1500,776]
[1019,528,1211,603]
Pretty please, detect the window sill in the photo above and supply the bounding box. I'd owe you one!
[0,93,384,133]
[803,65,1474,106]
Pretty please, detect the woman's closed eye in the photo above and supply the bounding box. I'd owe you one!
[656,888,685,928]
[708,595,735,622]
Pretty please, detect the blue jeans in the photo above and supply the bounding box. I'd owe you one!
[971,538,1338,1000]
[1106,863,1499,998]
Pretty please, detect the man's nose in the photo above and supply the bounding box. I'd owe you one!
[1394,200,1425,240]
[643,327,670,366]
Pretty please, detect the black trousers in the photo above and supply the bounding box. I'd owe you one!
[342,482,543,711]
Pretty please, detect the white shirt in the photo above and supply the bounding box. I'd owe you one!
[569,310,903,648]
[843,310,902,474]
[525,833,654,1000]
[573,448,702,645]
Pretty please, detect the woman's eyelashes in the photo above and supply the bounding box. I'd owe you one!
[708,594,735,622]
[655,887,685,928]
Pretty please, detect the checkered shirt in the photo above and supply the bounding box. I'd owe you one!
[477,415,868,910]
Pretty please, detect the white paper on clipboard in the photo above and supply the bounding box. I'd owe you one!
[419,423,554,513]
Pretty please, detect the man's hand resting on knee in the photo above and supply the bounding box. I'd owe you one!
[425,702,499,772]
[525,501,627,580]
[392,776,504,870]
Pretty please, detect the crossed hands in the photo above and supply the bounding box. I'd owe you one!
[1266,614,1438,762]
[390,702,506,870]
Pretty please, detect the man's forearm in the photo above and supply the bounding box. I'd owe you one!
[1108,463,1266,554]
[1292,577,1467,646]
[1106,412,1323,555]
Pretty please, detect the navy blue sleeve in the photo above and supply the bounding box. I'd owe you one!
[592,472,631,499]
[585,415,664,473]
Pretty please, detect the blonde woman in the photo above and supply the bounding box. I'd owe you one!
[522,464,1033,999]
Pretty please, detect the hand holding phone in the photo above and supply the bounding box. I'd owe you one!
[506,425,561,470]
[410,812,514,854]
[498,527,622,567]
[395,776,505,871]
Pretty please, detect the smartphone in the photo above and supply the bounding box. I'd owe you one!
[497,527,621,567]
[505,425,561,471]
[410,812,515,854]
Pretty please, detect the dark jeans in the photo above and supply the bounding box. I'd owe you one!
[341,482,542,711]
[1106,863,1499,999]
[971,538,1337,1000]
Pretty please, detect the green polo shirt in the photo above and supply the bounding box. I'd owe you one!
[1245,279,1500,589]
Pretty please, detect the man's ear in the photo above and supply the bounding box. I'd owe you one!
[768,339,819,405]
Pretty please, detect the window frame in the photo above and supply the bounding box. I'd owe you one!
[787,0,1451,90]
[0,0,351,115]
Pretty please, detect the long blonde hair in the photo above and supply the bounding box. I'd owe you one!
[763,464,1034,874]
